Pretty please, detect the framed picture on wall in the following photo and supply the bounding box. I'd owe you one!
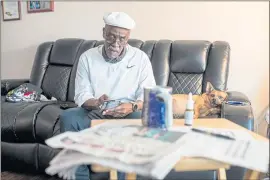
[1,1,21,21]
[27,1,54,13]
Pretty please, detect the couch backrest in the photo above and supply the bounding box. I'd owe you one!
[29,38,230,102]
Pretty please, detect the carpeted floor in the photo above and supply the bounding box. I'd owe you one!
[1,171,63,180]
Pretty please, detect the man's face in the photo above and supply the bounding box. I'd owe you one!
[103,25,130,59]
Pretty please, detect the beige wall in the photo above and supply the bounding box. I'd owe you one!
[1,2,269,127]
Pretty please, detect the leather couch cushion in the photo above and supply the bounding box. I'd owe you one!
[30,42,53,88]
[127,39,144,49]
[167,41,212,95]
[41,65,72,101]
[1,141,60,173]
[168,73,203,95]
[1,101,60,143]
[170,41,211,73]
[35,104,63,143]
[49,39,84,66]
[140,40,156,60]
[151,40,172,86]
[2,96,6,102]
[2,141,110,180]
[2,102,30,142]
[202,41,230,92]
[95,40,105,46]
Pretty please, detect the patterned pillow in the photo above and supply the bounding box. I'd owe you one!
[6,83,43,102]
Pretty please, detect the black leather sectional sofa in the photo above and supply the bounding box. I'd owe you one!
[1,39,254,180]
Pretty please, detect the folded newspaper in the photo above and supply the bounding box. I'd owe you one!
[45,121,191,179]
[45,121,269,180]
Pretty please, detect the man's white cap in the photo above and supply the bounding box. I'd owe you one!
[103,12,136,30]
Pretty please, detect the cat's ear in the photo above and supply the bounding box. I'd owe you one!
[206,82,215,94]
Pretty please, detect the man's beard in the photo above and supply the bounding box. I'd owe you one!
[102,45,127,64]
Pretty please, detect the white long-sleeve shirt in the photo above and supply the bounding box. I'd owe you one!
[74,44,156,107]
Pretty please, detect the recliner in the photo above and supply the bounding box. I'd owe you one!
[1,38,254,179]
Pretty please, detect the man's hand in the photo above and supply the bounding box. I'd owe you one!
[102,103,133,117]
[97,94,109,105]
[82,94,109,110]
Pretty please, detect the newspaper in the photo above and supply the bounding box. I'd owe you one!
[179,131,269,173]
[45,121,191,179]
[45,121,269,179]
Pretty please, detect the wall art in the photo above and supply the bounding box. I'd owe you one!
[27,1,54,13]
[1,1,21,21]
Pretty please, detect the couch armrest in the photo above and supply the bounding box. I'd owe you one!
[1,79,29,96]
[226,91,251,103]
[221,91,254,131]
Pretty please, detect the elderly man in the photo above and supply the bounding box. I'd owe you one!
[60,12,156,180]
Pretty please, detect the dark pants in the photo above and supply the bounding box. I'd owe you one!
[60,107,142,180]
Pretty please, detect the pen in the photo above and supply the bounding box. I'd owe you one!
[191,128,235,140]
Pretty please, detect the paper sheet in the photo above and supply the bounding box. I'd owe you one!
[181,132,269,173]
